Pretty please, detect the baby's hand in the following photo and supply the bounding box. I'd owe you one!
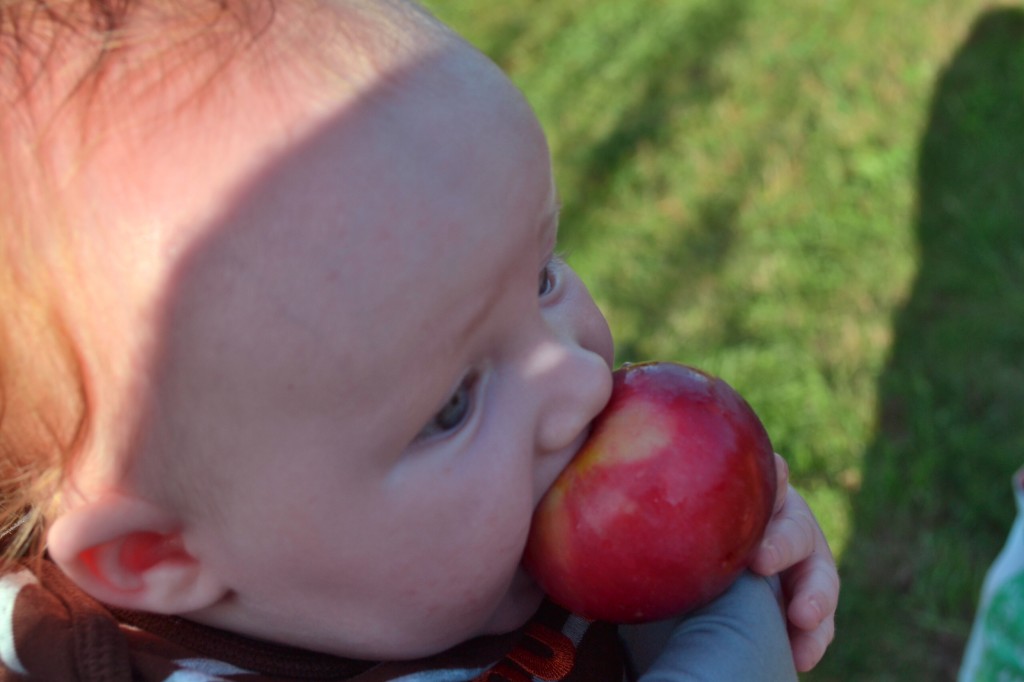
[750,454,839,673]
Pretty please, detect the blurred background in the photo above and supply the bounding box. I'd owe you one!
[421,1,1024,679]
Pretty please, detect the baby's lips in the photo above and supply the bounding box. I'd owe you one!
[534,425,594,508]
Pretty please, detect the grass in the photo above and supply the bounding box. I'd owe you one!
[421,0,1024,679]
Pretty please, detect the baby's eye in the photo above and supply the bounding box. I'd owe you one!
[415,371,478,441]
[539,256,560,297]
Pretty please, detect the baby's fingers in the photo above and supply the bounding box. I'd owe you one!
[750,485,820,575]
[780,542,839,631]
[789,608,836,672]
[772,453,790,514]
[779,527,839,672]
[748,480,840,672]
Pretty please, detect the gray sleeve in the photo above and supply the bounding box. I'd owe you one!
[619,572,797,682]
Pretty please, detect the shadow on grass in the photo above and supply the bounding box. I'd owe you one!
[814,9,1024,681]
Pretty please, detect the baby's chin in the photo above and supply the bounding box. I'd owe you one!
[479,566,547,636]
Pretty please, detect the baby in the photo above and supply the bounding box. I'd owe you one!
[0,0,837,679]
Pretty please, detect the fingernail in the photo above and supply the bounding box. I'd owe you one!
[760,539,778,567]
[807,596,824,622]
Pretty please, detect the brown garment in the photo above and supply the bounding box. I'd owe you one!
[0,561,626,681]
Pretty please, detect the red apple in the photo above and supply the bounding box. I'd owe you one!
[523,361,776,623]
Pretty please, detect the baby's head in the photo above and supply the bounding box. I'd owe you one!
[0,0,614,659]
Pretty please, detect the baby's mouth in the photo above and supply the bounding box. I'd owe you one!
[531,422,593,512]
[561,423,593,467]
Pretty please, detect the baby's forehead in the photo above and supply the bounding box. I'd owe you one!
[68,2,445,202]
[33,0,459,287]
[88,0,539,329]
[3,0,483,400]
[164,36,543,332]
[130,29,552,484]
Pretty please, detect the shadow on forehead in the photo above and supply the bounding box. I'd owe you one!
[0,0,493,564]
[128,17,537,510]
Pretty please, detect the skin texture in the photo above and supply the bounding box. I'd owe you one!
[38,0,837,669]
[146,44,617,658]
[49,7,616,659]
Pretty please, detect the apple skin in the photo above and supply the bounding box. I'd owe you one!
[523,361,777,623]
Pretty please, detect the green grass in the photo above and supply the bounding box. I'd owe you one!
[421,1,1024,679]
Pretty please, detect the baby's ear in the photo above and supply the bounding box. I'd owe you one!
[46,492,227,614]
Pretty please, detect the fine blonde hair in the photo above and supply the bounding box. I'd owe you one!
[0,0,278,567]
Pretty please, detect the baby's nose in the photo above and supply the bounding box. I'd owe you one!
[533,340,613,455]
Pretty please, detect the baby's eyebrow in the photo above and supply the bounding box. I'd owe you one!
[455,275,506,344]
[540,196,562,247]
